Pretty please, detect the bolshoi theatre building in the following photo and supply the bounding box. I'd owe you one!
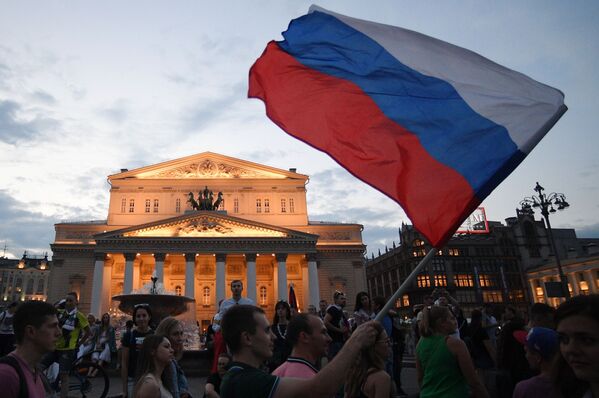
[48,152,366,328]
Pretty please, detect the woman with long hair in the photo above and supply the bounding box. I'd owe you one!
[156,317,190,398]
[344,321,390,398]
[88,313,117,376]
[416,306,488,398]
[134,334,175,398]
[122,304,154,398]
[269,300,292,372]
[551,294,599,398]
[353,291,374,328]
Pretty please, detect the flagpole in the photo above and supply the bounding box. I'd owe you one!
[374,247,437,323]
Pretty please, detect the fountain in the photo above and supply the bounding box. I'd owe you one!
[112,275,195,324]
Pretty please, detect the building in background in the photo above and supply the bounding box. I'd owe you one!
[48,152,366,329]
[0,252,51,305]
[365,210,599,317]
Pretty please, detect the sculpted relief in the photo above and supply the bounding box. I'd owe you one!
[152,160,262,179]
[123,216,288,238]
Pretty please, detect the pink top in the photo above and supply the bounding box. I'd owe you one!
[0,352,46,398]
[272,357,318,379]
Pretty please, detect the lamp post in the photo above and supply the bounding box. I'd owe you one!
[519,182,571,298]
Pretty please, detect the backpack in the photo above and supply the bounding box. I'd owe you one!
[0,355,28,398]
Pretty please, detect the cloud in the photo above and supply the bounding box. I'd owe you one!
[0,100,60,144]
[30,90,57,105]
[180,81,246,132]
[98,100,129,124]
[238,149,291,164]
[0,190,60,258]
[577,222,599,238]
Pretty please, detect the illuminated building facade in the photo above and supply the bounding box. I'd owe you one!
[48,152,366,328]
[0,252,51,304]
[366,212,599,317]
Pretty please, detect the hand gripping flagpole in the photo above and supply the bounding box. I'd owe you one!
[374,247,437,323]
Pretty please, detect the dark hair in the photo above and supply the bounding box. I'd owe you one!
[419,305,452,337]
[126,320,134,329]
[100,313,111,329]
[286,313,314,346]
[132,304,152,326]
[273,300,291,325]
[134,334,174,396]
[551,295,599,398]
[221,305,265,353]
[8,301,18,309]
[13,301,57,344]
[67,292,78,301]
[230,280,243,288]
[354,291,370,312]
[372,296,386,312]
[333,291,345,300]
[529,302,556,329]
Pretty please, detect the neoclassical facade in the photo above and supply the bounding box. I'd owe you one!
[49,152,366,328]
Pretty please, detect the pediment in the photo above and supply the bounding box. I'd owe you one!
[96,212,315,240]
[109,152,307,180]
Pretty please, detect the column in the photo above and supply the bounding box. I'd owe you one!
[245,254,257,303]
[307,253,320,308]
[216,254,226,305]
[154,253,166,284]
[567,273,579,296]
[276,253,288,301]
[124,253,136,294]
[101,257,113,315]
[185,253,196,299]
[302,261,310,311]
[583,270,596,294]
[90,253,105,316]
[529,279,539,303]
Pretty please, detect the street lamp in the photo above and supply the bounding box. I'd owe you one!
[519,182,571,298]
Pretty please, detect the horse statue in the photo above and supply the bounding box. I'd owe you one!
[187,192,199,210]
[213,192,224,210]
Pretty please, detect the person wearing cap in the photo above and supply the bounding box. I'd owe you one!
[512,327,559,398]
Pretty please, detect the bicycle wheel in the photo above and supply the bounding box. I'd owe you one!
[70,361,110,398]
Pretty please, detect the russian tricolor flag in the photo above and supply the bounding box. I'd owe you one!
[249,5,566,248]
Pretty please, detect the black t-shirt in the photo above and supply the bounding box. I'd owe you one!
[206,372,223,394]
[122,329,153,378]
[326,305,346,343]
[220,361,279,398]
[470,326,494,369]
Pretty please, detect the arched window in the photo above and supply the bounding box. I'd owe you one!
[175,286,182,296]
[26,278,34,294]
[259,286,267,305]
[203,286,211,305]
[36,279,45,294]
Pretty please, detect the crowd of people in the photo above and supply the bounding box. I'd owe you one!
[0,283,597,398]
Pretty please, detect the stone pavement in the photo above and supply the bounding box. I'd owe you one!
[104,367,420,397]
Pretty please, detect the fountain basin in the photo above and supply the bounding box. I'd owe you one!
[112,294,195,321]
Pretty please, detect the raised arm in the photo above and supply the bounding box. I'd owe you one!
[273,321,377,398]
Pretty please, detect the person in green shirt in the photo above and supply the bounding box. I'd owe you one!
[219,304,378,398]
[416,305,488,398]
[41,292,91,398]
